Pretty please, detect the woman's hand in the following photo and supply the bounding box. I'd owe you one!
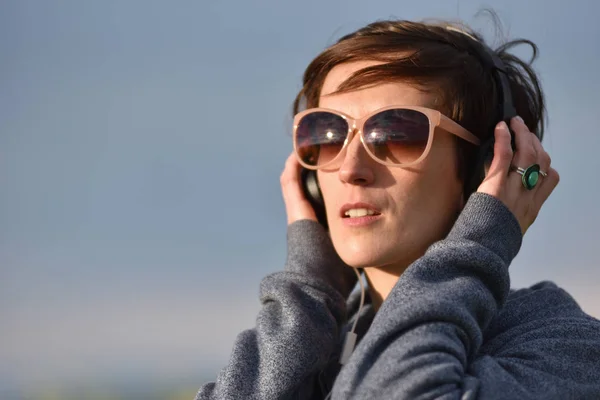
[477,116,560,234]
[281,152,318,225]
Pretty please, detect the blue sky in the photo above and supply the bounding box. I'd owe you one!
[2,0,599,394]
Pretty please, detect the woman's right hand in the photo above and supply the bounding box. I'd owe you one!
[280,152,319,225]
[281,152,358,298]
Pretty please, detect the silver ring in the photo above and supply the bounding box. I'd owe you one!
[513,165,547,177]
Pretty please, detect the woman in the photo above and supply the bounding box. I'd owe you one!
[197,18,600,399]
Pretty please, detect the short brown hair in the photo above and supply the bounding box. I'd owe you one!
[292,17,545,192]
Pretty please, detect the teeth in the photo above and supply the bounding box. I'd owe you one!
[344,208,377,218]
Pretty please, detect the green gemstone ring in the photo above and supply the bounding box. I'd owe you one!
[513,164,544,190]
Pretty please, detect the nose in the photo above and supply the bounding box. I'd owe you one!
[338,130,376,186]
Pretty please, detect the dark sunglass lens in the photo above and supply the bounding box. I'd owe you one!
[295,112,348,166]
[363,109,429,164]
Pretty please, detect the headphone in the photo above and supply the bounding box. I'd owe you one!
[301,31,518,229]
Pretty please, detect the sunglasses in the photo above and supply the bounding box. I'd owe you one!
[293,106,481,170]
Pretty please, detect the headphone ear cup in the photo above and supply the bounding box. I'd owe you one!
[300,168,328,230]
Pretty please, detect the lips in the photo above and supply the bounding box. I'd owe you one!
[340,202,382,218]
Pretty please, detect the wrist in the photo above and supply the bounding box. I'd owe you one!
[286,220,357,298]
[448,192,523,264]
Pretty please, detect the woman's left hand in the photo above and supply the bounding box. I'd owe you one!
[477,116,560,235]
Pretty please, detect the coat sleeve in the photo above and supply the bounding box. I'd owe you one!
[331,193,600,399]
[196,220,357,400]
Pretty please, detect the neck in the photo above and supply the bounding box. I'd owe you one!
[363,265,408,312]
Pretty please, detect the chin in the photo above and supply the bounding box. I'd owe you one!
[331,235,394,269]
[331,227,425,273]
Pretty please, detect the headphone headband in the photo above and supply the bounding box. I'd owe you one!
[445,26,517,197]
[445,26,517,123]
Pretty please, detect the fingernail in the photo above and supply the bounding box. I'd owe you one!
[515,115,524,124]
[496,121,508,130]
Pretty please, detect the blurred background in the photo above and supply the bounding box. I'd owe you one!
[1,0,599,399]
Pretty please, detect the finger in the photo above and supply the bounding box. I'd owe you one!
[510,116,537,165]
[486,121,513,179]
[507,117,539,191]
[523,128,554,203]
[280,153,304,201]
[280,152,317,223]
[534,167,560,205]
[531,133,552,174]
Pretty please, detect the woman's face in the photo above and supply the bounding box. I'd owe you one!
[317,61,465,273]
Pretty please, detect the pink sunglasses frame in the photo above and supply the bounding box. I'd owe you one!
[293,105,481,170]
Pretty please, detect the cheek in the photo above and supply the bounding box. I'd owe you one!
[316,171,338,212]
[402,143,464,213]
[427,137,462,182]
[424,166,464,220]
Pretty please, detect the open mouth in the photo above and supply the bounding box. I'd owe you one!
[343,209,381,218]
